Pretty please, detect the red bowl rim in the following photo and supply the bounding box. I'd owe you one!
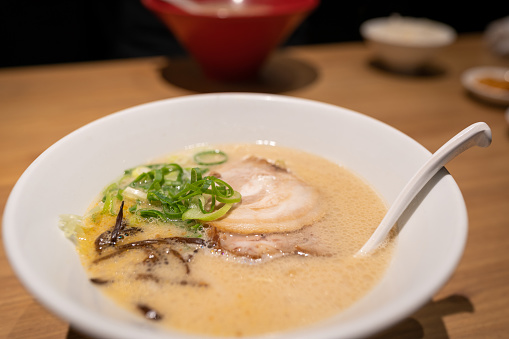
[142,0,320,18]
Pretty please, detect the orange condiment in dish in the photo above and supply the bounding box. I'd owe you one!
[478,77,509,91]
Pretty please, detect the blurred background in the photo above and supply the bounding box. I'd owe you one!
[1,0,507,68]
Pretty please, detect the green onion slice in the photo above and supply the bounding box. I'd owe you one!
[182,203,234,222]
[193,150,228,166]
[215,190,241,204]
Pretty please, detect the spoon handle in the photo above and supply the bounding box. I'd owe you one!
[356,122,492,257]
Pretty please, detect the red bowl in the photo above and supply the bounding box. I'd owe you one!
[142,0,319,81]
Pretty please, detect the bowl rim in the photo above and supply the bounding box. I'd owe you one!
[142,0,320,18]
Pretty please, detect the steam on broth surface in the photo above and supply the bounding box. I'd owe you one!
[63,144,395,337]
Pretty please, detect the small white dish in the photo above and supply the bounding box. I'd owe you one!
[360,14,456,74]
[461,66,509,106]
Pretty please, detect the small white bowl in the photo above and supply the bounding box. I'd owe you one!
[461,66,509,106]
[360,15,457,73]
[3,93,468,339]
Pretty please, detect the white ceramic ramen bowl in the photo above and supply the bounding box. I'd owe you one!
[3,93,467,339]
[360,14,457,73]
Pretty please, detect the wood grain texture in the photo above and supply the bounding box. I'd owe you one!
[1,33,508,338]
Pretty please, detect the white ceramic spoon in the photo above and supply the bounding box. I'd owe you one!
[356,122,492,257]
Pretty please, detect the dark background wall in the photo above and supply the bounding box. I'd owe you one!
[1,0,507,68]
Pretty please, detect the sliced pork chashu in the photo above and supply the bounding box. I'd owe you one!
[206,156,324,258]
[208,156,323,234]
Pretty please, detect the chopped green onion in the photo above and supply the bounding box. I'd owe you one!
[96,155,241,228]
[102,183,118,215]
[193,150,228,166]
[215,191,241,204]
[138,209,167,220]
[182,203,234,222]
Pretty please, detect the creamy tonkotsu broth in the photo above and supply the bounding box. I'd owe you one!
[68,144,396,337]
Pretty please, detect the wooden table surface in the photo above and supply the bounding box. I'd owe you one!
[1,33,508,339]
